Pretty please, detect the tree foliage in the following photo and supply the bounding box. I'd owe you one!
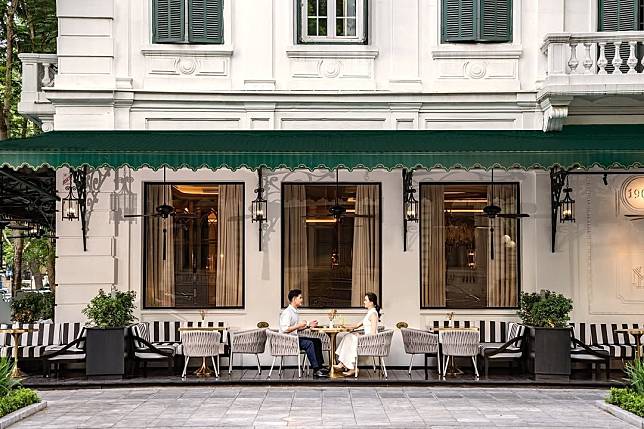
[1,0,57,140]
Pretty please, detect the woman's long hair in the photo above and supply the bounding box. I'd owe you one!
[365,292,381,320]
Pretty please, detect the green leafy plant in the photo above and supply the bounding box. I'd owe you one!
[625,359,644,395]
[517,290,573,328]
[607,388,644,418]
[11,292,54,323]
[0,359,20,396]
[82,289,137,328]
[0,388,40,417]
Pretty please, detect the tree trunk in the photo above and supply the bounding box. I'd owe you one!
[46,241,55,289]
[12,236,23,295]
[1,1,18,140]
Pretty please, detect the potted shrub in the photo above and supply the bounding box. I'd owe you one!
[518,290,573,380]
[82,289,136,377]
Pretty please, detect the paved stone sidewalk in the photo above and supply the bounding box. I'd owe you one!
[13,386,630,428]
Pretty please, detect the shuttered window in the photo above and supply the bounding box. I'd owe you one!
[599,0,641,72]
[442,0,512,43]
[154,0,185,43]
[153,0,224,44]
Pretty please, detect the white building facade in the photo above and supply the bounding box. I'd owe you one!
[16,0,644,366]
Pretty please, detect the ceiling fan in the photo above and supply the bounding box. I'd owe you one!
[477,168,530,260]
[305,169,374,222]
[124,166,194,260]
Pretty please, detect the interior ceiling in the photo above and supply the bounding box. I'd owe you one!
[0,166,56,230]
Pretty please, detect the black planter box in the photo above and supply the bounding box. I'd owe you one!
[86,327,126,377]
[528,326,571,381]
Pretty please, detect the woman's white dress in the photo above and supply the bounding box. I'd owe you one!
[335,308,378,370]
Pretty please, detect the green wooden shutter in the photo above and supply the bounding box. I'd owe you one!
[153,0,185,43]
[599,0,639,72]
[599,0,638,31]
[189,0,224,44]
[479,0,512,42]
[442,0,477,42]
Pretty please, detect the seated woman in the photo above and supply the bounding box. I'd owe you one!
[334,292,380,377]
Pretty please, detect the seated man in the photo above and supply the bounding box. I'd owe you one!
[280,289,329,378]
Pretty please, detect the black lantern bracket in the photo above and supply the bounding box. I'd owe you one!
[252,167,268,252]
[402,168,419,252]
[550,167,568,253]
[68,166,88,252]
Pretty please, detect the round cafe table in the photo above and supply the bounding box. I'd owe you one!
[615,328,644,360]
[178,326,226,377]
[0,327,38,378]
[310,326,348,378]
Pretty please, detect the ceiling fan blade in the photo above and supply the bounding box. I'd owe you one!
[625,215,644,217]
[490,226,495,261]
[497,213,530,219]
[124,213,157,218]
[162,226,167,261]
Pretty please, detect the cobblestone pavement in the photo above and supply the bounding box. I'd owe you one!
[13,386,630,428]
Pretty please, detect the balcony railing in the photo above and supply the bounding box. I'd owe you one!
[542,31,644,79]
[18,53,57,125]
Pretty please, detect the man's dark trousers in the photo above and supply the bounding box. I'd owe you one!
[298,337,324,369]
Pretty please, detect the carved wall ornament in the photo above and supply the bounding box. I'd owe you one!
[177,58,198,75]
[465,61,487,79]
[633,266,644,289]
[320,59,342,78]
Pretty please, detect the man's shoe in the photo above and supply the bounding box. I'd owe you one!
[318,367,330,374]
[313,369,329,378]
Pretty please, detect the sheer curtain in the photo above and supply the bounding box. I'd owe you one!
[145,185,175,307]
[283,185,309,306]
[421,185,446,307]
[351,185,380,306]
[214,184,243,307]
[487,184,518,307]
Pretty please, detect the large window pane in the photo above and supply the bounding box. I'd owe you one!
[420,183,519,309]
[144,183,244,308]
[282,183,381,308]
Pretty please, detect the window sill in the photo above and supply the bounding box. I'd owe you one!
[286,45,379,59]
[141,45,234,57]
[431,45,522,60]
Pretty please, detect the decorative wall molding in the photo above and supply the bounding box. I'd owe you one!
[285,46,379,59]
[431,46,523,60]
[540,96,573,131]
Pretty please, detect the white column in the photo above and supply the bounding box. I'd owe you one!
[388,0,422,91]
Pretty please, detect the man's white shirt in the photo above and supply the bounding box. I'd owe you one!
[279,304,299,336]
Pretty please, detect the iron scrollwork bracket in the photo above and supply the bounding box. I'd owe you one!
[71,166,88,252]
[550,167,568,253]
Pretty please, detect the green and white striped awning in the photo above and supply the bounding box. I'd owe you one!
[0,125,642,171]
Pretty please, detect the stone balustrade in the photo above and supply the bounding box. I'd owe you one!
[542,31,644,77]
[18,53,57,129]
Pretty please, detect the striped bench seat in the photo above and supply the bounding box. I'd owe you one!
[0,322,85,359]
[132,321,229,356]
[425,320,520,345]
[570,322,641,359]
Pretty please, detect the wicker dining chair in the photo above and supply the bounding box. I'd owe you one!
[266,330,305,378]
[355,330,394,378]
[228,328,267,375]
[400,327,441,377]
[439,329,480,379]
[180,330,223,378]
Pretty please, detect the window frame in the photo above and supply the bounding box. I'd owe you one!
[418,181,522,310]
[296,0,369,45]
[142,181,246,310]
[280,181,383,309]
[152,0,225,45]
[440,0,513,44]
